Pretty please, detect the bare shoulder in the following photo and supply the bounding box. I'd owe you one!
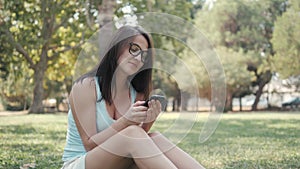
[72,77,96,91]
[70,77,96,99]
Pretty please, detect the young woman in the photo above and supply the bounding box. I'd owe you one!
[61,25,204,169]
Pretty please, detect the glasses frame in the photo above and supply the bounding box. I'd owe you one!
[129,42,149,63]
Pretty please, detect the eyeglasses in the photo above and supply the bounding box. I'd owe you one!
[129,42,149,63]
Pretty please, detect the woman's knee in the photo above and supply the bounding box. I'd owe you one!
[120,125,148,138]
[118,125,157,154]
[148,131,161,137]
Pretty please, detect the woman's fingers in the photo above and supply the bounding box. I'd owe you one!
[150,100,161,114]
[143,100,162,123]
[132,111,147,123]
[133,100,146,106]
[132,110,147,117]
[124,107,148,123]
[132,105,148,112]
[124,100,162,124]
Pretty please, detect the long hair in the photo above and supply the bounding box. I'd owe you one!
[77,25,154,104]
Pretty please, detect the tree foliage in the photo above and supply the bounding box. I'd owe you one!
[1,0,296,113]
[0,0,93,113]
[194,0,287,111]
[271,0,300,78]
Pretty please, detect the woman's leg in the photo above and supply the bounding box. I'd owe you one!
[127,163,139,169]
[149,132,205,169]
[85,125,177,169]
[85,149,134,169]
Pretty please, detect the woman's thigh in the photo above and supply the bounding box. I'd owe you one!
[85,147,134,169]
[127,163,139,169]
[85,125,148,169]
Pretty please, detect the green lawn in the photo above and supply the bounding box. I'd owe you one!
[1,112,300,169]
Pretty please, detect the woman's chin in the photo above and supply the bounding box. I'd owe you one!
[121,68,138,76]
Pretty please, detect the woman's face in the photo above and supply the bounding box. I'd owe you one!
[117,35,149,76]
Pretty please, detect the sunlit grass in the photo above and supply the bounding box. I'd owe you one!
[0,112,300,168]
[0,114,67,169]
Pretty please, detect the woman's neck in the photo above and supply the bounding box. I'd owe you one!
[114,70,130,95]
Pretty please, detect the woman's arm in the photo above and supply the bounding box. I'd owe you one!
[69,78,130,151]
[142,121,155,133]
[70,78,147,151]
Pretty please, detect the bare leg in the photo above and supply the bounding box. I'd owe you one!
[85,125,177,169]
[127,163,139,169]
[149,132,205,169]
[86,149,134,169]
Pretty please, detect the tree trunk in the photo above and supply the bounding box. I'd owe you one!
[29,50,48,113]
[239,97,242,111]
[172,95,181,112]
[97,0,116,28]
[172,98,176,112]
[252,71,272,111]
[181,91,190,111]
[224,92,233,112]
[29,69,45,113]
[251,83,264,111]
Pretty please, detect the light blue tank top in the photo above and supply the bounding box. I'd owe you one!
[62,77,136,162]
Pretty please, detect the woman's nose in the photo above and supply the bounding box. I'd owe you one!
[133,53,142,62]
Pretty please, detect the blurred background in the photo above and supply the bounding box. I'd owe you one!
[0,0,299,114]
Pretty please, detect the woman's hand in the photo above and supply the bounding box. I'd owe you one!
[122,101,148,126]
[144,100,161,123]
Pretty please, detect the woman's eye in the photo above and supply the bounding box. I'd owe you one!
[131,46,140,53]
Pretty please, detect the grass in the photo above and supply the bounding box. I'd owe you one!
[0,114,66,169]
[0,112,300,169]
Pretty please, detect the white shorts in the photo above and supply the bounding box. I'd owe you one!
[61,155,86,169]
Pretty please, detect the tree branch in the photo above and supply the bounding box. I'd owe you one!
[49,30,85,61]
[53,16,69,33]
[4,29,35,69]
[49,40,85,61]
[85,0,95,30]
[57,0,66,7]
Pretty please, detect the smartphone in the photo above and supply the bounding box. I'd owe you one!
[143,95,167,110]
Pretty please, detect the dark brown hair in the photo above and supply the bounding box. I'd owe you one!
[78,25,154,104]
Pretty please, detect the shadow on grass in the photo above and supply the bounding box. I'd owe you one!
[0,125,37,134]
[0,124,66,140]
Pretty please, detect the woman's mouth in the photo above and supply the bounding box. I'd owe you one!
[128,61,138,67]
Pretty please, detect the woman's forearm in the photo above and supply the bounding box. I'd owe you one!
[142,121,155,133]
[88,117,130,149]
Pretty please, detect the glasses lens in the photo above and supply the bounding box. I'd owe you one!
[141,51,148,62]
[129,44,141,56]
[129,43,149,62]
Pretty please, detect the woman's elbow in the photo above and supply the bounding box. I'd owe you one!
[83,139,97,152]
